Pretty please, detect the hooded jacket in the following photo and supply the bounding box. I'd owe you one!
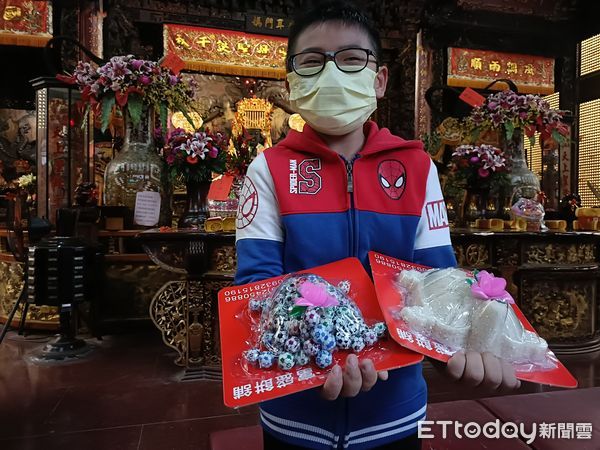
[235,122,456,449]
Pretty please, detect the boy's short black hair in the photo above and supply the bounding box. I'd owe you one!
[287,1,382,61]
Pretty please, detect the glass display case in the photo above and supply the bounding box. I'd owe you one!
[31,77,94,224]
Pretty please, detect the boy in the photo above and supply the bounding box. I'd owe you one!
[235,2,520,449]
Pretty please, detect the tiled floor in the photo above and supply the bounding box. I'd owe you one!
[0,330,598,450]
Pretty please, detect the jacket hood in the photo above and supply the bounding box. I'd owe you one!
[275,121,425,157]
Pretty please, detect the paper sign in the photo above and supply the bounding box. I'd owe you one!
[219,258,423,408]
[459,87,486,107]
[134,191,161,226]
[208,175,235,201]
[369,251,578,389]
[160,52,185,75]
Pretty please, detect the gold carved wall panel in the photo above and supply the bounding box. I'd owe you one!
[521,279,594,341]
[525,243,596,265]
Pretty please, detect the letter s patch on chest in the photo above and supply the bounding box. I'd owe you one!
[289,158,322,195]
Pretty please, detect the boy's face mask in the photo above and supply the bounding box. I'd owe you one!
[287,61,378,136]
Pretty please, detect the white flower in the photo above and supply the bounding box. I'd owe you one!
[16,174,35,188]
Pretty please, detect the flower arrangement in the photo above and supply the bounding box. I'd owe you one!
[466,90,569,146]
[58,55,195,132]
[15,173,35,190]
[14,173,36,207]
[450,144,510,189]
[226,128,259,178]
[161,128,228,183]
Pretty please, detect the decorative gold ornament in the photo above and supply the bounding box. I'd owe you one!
[3,6,22,21]
[288,113,306,132]
[164,24,288,79]
[222,217,236,232]
[150,280,188,366]
[0,261,59,326]
[211,245,236,272]
[521,279,591,340]
[149,248,234,367]
[171,111,203,132]
[232,97,273,138]
[525,243,596,265]
[453,243,489,268]
[437,117,462,145]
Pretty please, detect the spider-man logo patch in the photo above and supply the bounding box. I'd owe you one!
[236,177,259,229]
[378,160,407,200]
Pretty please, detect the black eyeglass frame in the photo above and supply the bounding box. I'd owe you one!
[287,47,379,77]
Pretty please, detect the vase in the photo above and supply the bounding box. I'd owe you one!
[178,179,212,229]
[503,129,541,204]
[103,106,170,228]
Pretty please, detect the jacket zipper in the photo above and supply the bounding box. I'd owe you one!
[343,155,360,258]
[341,154,360,448]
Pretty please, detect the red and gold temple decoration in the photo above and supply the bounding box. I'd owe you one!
[232,97,274,147]
[0,0,52,47]
[163,24,287,79]
[447,47,555,95]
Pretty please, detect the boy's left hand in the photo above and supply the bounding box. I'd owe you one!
[321,354,388,400]
[445,351,521,391]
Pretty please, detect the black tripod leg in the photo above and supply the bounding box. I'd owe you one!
[18,301,29,335]
[0,286,26,344]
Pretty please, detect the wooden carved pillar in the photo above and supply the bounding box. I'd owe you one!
[144,232,235,378]
[414,30,434,139]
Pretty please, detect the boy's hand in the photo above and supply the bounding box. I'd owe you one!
[446,350,521,391]
[321,354,388,400]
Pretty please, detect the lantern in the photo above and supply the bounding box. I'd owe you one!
[30,77,94,224]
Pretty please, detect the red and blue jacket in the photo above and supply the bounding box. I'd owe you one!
[235,121,456,449]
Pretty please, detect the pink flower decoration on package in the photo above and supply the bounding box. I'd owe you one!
[470,271,514,304]
[294,281,339,308]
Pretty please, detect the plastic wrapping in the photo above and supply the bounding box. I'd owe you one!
[395,268,554,370]
[242,273,387,372]
[369,251,577,388]
[219,257,424,408]
[511,197,545,231]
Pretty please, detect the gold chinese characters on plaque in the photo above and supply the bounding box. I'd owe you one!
[245,14,293,37]
[0,0,52,47]
[163,24,288,79]
[447,47,554,95]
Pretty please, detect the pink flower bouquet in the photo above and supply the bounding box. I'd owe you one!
[450,143,510,188]
[161,128,228,182]
[58,55,195,133]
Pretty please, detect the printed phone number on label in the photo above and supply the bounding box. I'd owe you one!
[373,254,402,270]
[223,280,282,302]
[373,254,418,271]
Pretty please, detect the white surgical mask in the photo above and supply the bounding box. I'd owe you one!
[287,61,378,136]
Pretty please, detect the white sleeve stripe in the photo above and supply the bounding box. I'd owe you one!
[237,234,284,243]
[414,159,452,251]
[235,152,284,243]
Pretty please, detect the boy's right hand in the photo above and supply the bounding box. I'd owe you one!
[321,354,388,400]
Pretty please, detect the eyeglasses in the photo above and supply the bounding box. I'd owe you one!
[288,48,378,77]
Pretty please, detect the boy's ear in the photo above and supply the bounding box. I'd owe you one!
[374,66,388,99]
